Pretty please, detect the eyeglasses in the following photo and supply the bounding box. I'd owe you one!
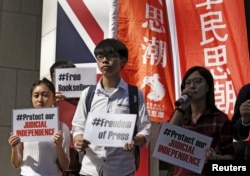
[96,54,120,62]
[184,78,203,87]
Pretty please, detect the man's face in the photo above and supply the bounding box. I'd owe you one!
[96,54,126,77]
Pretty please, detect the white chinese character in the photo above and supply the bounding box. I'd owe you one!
[196,0,223,10]
[210,66,230,80]
[214,80,235,115]
[214,80,226,110]
[142,3,165,33]
[200,11,228,45]
[141,36,167,67]
[151,110,157,118]
[157,111,164,119]
[204,45,227,66]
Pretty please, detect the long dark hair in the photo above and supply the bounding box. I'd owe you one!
[31,77,55,96]
[181,66,219,112]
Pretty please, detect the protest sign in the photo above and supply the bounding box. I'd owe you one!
[152,122,212,174]
[55,67,96,98]
[84,112,137,147]
[12,107,59,142]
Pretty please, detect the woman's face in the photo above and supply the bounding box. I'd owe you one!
[31,83,55,108]
[183,71,209,101]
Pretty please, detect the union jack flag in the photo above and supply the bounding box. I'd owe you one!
[56,0,110,64]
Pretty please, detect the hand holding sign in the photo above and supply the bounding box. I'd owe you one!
[84,112,136,147]
[8,133,21,147]
[74,134,91,153]
[152,122,212,174]
[122,141,135,151]
[55,67,96,98]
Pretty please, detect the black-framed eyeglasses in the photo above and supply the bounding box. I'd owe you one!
[184,78,203,87]
[96,54,120,62]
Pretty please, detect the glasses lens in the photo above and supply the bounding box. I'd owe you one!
[184,78,202,87]
[96,54,120,61]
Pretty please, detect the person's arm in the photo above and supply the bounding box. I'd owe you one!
[73,134,90,152]
[122,134,146,151]
[53,131,70,171]
[8,134,23,168]
[169,107,186,125]
[72,88,88,144]
[133,134,146,146]
[231,84,250,140]
[233,116,250,140]
[215,154,233,160]
[205,148,233,160]
[239,100,250,125]
[122,89,151,152]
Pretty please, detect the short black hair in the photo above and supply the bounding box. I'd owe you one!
[94,38,128,62]
[50,60,76,79]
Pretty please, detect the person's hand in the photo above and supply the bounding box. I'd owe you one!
[240,100,250,124]
[122,141,135,151]
[55,92,66,104]
[53,131,63,146]
[74,134,90,152]
[178,88,193,111]
[8,133,21,147]
[205,148,217,161]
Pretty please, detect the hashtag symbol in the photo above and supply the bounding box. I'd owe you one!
[163,128,171,136]
[58,73,65,81]
[92,118,101,126]
[16,114,23,121]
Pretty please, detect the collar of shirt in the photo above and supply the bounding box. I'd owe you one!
[95,78,128,93]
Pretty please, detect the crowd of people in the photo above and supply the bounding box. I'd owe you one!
[8,38,250,176]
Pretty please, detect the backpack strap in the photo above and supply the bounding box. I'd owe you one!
[86,84,138,115]
[86,85,96,113]
[128,84,138,115]
[128,84,140,170]
[85,84,141,170]
[128,84,138,133]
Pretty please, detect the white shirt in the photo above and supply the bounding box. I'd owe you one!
[72,78,151,176]
[20,122,70,176]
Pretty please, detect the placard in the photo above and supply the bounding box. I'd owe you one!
[152,122,212,174]
[55,67,96,98]
[12,107,59,142]
[84,112,137,147]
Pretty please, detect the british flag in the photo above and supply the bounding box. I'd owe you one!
[56,0,110,64]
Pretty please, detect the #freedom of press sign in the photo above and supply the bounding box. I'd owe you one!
[153,122,212,174]
[55,67,96,98]
[12,107,59,142]
[84,112,137,147]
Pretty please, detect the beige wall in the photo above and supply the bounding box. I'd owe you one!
[0,0,42,175]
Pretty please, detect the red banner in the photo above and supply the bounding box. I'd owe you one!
[173,0,250,118]
[117,0,175,122]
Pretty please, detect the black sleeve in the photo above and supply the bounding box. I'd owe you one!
[231,84,250,140]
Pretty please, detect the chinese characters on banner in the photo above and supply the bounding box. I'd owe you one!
[117,0,175,122]
[173,0,250,118]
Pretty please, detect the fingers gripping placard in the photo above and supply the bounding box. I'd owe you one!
[153,123,212,174]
